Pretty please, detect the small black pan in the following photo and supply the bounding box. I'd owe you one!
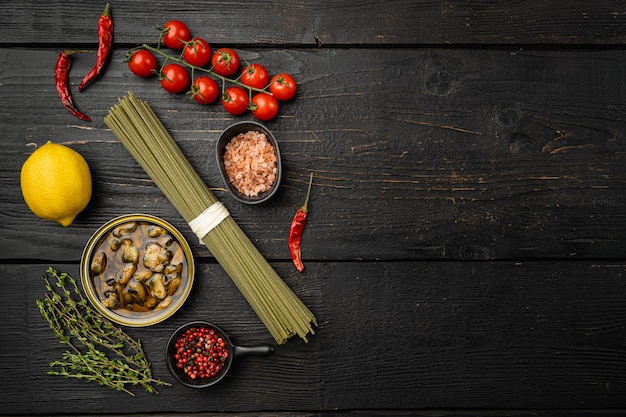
[165,320,274,388]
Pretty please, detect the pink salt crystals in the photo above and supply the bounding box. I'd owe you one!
[223,130,278,197]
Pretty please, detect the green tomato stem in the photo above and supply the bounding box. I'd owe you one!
[141,44,271,95]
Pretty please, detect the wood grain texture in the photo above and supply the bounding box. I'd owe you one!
[2,261,626,414]
[26,413,626,417]
[0,47,624,262]
[3,1,626,46]
[2,1,626,415]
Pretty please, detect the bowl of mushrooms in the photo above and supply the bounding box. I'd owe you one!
[80,214,195,327]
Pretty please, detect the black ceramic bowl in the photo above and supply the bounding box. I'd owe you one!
[165,321,274,388]
[216,121,282,204]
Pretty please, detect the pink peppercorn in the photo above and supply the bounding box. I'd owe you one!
[173,326,229,380]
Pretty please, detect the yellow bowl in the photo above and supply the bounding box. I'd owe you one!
[80,214,195,327]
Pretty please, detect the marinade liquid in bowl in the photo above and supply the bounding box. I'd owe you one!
[80,214,195,327]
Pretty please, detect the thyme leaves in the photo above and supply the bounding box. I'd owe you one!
[36,267,171,396]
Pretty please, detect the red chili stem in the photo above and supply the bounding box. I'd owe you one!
[288,173,314,272]
[301,171,314,213]
[79,3,113,92]
[55,50,91,122]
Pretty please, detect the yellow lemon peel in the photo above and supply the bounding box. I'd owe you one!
[20,141,92,227]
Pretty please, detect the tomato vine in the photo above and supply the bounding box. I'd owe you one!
[140,43,268,94]
[126,20,298,121]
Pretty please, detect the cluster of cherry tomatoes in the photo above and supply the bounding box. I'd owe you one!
[126,19,297,121]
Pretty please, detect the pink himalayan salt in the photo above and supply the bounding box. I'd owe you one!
[223,130,278,197]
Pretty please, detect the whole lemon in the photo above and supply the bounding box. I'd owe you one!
[20,141,92,227]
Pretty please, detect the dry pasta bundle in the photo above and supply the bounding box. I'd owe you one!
[104,92,316,344]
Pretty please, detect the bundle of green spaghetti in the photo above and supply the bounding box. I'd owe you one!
[104,92,316,344]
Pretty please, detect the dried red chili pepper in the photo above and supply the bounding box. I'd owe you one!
[79,3,113,92]
[289,173,314,272]
[55,50,91,122]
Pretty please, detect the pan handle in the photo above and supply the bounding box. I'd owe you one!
[233,344,275,358]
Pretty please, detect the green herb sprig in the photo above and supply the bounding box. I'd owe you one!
[36,267,171,396]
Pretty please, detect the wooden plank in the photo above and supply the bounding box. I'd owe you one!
[1,47,624,262]
[1,261,625,414]
[2,1,626,46]
[3,1,625,416]
[31,413,626,417]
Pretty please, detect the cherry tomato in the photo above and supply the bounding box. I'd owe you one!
[269,73,297,101]
[128,49,158,78]
[162,20,191,49]
[183,38,212,67]
[160,63,190,94]
[240,63,269,89]
[250,93,279,121]
[211,48,240,77]
[191,76,219,105]
[221,86,249,115]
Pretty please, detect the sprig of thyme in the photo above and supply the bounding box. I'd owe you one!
[36,267,171,396]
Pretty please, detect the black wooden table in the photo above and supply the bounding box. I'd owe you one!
[2,1,626,416]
